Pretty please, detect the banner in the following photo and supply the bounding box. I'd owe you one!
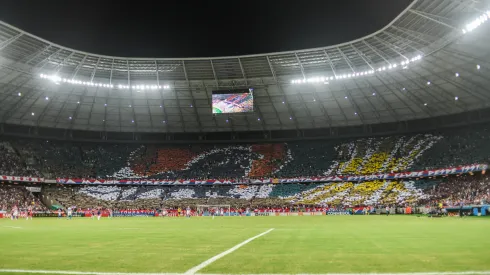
[0,176,44,182]
[55,164,487,185]
[26,186,42,193]
[326,210,351,215]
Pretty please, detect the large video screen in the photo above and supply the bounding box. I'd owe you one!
[212,88,254,114]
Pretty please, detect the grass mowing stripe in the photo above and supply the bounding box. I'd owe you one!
[184,228,275,275]
[2,270,490,275]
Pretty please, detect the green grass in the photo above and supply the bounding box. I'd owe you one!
[0,215,489,274]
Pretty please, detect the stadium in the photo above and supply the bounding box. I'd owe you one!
[1,0,490,274]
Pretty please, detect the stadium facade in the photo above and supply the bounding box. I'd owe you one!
[0,0,490,143]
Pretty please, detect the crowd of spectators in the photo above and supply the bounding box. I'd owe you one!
[420,175,490,206]
[412,126,490,170]
[0,124,488,181]
[0,185,47,211]
[41,175,486,211]
[0,142,40,177]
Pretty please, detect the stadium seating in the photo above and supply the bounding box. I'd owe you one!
[0,124,488,182]
[0,185,47,211]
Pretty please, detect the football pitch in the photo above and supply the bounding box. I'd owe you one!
[0,215,489,275]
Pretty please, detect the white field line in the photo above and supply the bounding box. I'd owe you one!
[2,226,22,229]
[0,270,178,275]
[184,228,275,275]
[1,270,490,275]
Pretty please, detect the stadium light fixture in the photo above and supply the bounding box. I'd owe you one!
[463,11,490,33]
[39,73,170,91]
[290,54,422,85]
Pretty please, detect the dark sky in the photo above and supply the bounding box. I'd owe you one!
[0,0,412,58]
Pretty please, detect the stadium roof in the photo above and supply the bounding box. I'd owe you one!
[1,0,490,134]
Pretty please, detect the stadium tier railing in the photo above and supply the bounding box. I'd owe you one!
[1,164,487,185]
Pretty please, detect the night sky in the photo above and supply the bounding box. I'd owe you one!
[0,0,411,58]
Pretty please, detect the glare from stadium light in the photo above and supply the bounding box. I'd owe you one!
[45,97,49,100]
[69,116,72,120]
[424,103,428,106]
[257,118,260,121]
[226,119,229,123]
[162,120,166,123]
[354,112,357,115]
[129,105,132,107]
[31,112,34,116]
[344,96,348,99]
[402,88,406,91]
[477,64,481,70]
[282,101,285,104]
[427,81,431,85]
[455,72,459,77]
[372,92,376,96]
[160,105,162,108]
[455,96,459,100]
[104,103,107,107]
[131,120,134,123]
[77,101,80,104]
[18,92,21,96]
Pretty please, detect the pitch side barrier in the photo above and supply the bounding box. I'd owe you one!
[0,164,487,185]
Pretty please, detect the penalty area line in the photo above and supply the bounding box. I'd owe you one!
[2,226,23,229]
[184,228,275,275]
